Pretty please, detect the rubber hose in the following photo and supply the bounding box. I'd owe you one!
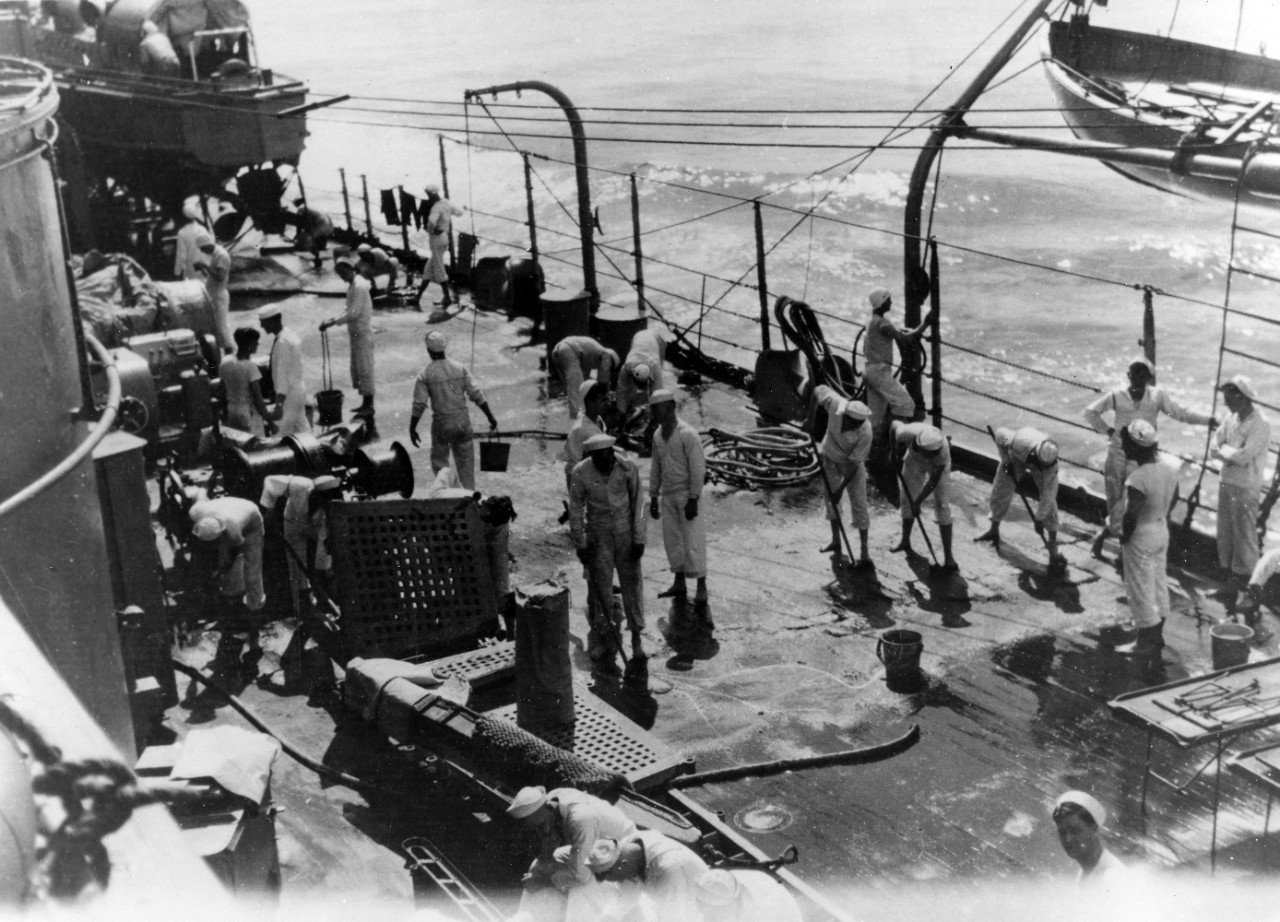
[170,658,425,803]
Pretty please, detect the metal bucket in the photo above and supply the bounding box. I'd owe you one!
[1211,622,1254,671]
[315,388,344,427]
[876,629,924,692]
[479,437,511,473]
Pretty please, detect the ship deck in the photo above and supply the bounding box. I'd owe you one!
[164,253,1280,917]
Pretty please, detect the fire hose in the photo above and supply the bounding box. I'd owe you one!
[0,333,119,519]
[702,426,818,490]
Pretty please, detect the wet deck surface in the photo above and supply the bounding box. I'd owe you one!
[166,255,1280,914]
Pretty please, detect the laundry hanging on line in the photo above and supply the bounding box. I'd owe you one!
[380,189,399,226]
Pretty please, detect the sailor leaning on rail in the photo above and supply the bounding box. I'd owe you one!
[861,288,934,438]
[1082,357,1215,561]
[975,425,1065,573]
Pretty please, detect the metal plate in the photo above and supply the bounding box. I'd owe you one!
[327,498,498,658]
[488,684,688,791]
[416,642,516,689]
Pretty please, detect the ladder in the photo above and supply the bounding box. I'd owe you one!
[402,836,503,922]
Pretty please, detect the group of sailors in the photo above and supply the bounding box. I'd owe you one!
[506,784,801,922]
[557,327,712,667]
[504,781,1130,922]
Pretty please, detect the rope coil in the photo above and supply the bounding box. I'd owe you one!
[702,427,818,490]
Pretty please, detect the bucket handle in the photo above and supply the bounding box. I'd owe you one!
[875,638,885,664]
[320,328,333,392]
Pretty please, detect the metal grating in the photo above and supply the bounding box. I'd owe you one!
[488,684,688,791]
[328,499,498,658]
[416,642,517,688]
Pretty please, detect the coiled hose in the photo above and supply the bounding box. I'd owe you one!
[702,426,818,490]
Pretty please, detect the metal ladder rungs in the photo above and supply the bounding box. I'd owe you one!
[403,836,503,922]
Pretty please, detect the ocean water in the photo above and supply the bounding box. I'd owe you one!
[251,0,1280,501]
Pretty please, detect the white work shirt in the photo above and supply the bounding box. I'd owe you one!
[270,327,306,397]
[543,789,637,889]
[1084,384,1211,447]
[557,336,619,382]
[863,311,898,365]
[427,198,463,237]
[333,275,373,335]
[627,830,709,921]
[1250,546,1280,588]
[412,357,485,423]
[650,420,706,499]
[174,220,206,279]
[569,457,646,546]
[1213,408,1272,489]
[701,870,804,922]
[994,425,1059,522]
[815,385,871,464]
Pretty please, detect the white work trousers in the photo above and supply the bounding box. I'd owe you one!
[276,389,311,437]
[821,455,869,530]
[586,531,645,633]
[1218,482,1261,577]
[430,415,476,489]
[660,492,707,578]
[552,345,587,419]
[1122,524,1170,629]
[863,362,915,429]
[220,533,266,611]
[901,459,952,525]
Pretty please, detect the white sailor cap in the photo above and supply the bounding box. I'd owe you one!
[583,434,616,453]
[192,517,224,541]
[356,243,372,255]
[585,838,623,872]
[1053,790,1106,828]
[1220,374,1259,402]
[648,389,675,406]
[1129,356,1155,377]
[1036,439,1059,465]
[506,785,547,820]
[580,379,602,400]
[868,288,892,310]
[259,305,282,321]
[915,426,944,452]
[425,331,448,352]
[1126,419,1157,448]
[631,363,652,383]
[841,399,869,421]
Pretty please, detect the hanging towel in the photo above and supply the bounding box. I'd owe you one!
[380,189,400,226]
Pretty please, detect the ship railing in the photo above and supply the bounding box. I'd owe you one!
[314,135,1280,542]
